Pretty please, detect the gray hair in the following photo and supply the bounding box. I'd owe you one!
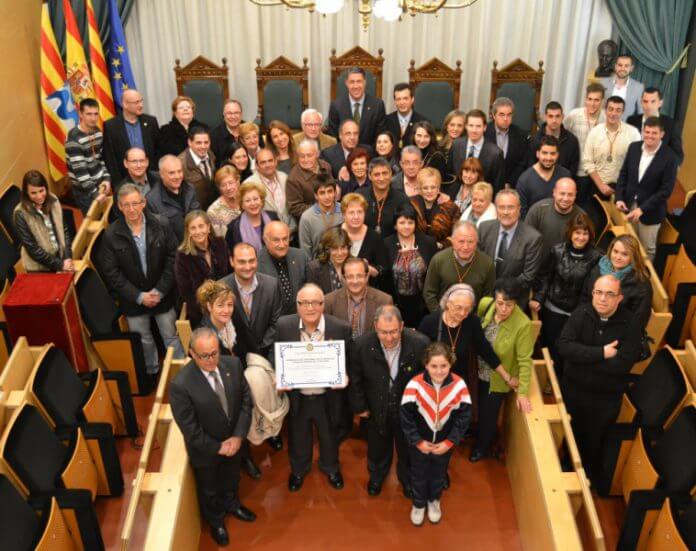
[400,145,422,160]
[297,282,324,298]
[190,327,219,352]
[368,156,392,174]
[439,283,476,311]
[492,97,515,115]
[374,305,403,324]
[451,219,478,237]
[301,108,323,124]
[495,188,520,204]
[158,154,181,171]
[297,139,319,153]
[117,183,144,201]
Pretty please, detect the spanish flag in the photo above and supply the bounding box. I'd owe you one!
[40,2,78,181]
[85,0,115,122]
[63,0,95,107]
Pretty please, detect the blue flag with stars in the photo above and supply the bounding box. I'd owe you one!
[107,0,136,109]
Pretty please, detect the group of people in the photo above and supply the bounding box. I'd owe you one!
[10,53,683,546]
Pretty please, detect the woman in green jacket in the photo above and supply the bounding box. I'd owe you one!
[470,278,533,462]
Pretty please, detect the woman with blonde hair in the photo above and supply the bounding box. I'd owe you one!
[175,210,230,326]
[460,182,497,226]
[207,165,242,238]
[239,122,261,166]
[266,120,296,174]
[340,192,388,285]
[410,168,460,249]
[157,95,203,157]
[225,181,279,253]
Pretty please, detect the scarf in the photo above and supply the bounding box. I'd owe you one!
[239,210,271,252]
[598,255,633,280]
[218,320,237,352]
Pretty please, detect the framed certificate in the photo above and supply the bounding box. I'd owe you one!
[274,340,346,389]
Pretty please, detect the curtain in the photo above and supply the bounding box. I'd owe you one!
[48,0,135,56]
[125,0,612,127]
[607,0,694,116]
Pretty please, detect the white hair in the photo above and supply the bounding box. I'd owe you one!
[298,139,319,153]
[439,283,476,311]
[301,108,323,124]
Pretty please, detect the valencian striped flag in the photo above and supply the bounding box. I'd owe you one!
[85,0,115,122]
[40,2,78,181]
[63,0,95,106]
[106,0,137,109]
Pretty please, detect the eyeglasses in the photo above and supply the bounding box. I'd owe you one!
[120,200,144,210]
[376,329,401,337]
[126,159,147,164]
[304,122,322,127]
[592,290,620,299]
[297,300,323,308]
[193,349,219,360]
[447,304,471,312]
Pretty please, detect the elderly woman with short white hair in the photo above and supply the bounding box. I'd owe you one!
[418,283,501,412]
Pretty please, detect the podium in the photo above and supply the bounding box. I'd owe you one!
[2,273,89,372]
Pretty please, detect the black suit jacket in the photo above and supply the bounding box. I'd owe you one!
[383,111,429,149]
[274,314,352,428]
[320,143,374,179]
[451,139,505,193]
[102,113,160,182]
[169,356,252,468]
[219,272,283,360]
[626,114,684,164]
[484,123,529,187]
[616,141,679,225]
[349,328,430,434]
[327,94,386,146]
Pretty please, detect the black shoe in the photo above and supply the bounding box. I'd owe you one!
[367,480,382,496]
[229,505,256,522]
[402,484,413,499]
[327,472,344,489]
[210,525,229,546]
[288,474,304,492]
[242,457,262,480]
[268,435,283,451]
[469,449,487,463]
[443,473,450,489]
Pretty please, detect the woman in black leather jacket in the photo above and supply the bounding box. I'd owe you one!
[530,213,601,377]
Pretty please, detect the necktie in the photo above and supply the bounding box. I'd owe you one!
[497,231,509,262]
[350,298,364,339]
[211,371,229,417]
[201,159,210,179]
[467,145,476,158]
[353,102,361,124]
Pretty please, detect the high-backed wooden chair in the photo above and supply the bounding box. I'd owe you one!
[255,56,309,130]
[490,58,544,135]
[643,497,696,551]
[0,184,21,245]
[409,58,462,131]
[174,56,229,129]
[330,46,384,101]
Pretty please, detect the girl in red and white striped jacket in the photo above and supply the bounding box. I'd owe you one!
[400,342,471,526]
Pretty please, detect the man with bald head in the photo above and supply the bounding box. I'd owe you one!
[293,108,337,151]
[103,89,160,181]
[557,274,642,483]
[525,178,585,257]
[286,139,334,221]
[320,119,374,180]
[145,155,200,241]
[274,283,352,492]
[257,221,308,315]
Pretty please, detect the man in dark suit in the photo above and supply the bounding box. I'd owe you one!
[275,283,351,492]
[257,221,308,315]
[320,119,373,180]
[178,126,217,210]
[528,101,580,177]
[357,157,408,238]
[451,109,505,193]
[220,242,283,361]
[478,189,543,306]
[169,328,255,546]
[324,257,393,339]
[615,116,679,259]
[350,305,429,497]
[102,89,159,182]
[383,83,428,150]
[327,66,386,147]
[484,97,529,187]
[627,87,684,164]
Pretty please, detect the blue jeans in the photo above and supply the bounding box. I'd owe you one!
[126,308,184,374]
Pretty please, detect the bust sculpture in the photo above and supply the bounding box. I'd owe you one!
[595,39,618,77]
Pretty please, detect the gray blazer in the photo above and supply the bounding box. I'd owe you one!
[600,76,644,120]
[256,247,309,314]
[477,219,543,298]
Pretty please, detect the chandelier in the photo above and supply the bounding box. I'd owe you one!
[248,0,480,29]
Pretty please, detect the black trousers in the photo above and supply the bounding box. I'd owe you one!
[540,307,571,378]
[367,409,410,487]
[193,454,241,528]
[288,393,339,477]
[408,446,452,508]
[561,380,621,480]
[474,379,507,456]
[395,293,427,329]
[575,175,593,210]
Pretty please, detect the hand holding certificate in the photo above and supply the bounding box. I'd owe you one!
[275,340,347,390]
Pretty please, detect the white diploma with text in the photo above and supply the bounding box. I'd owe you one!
[274,340,346,389]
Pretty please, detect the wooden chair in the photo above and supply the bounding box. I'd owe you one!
[330,46,384,102]
[662,245,696,346]
[643,497,696,551]
[490,58,544,135]
[408,58,462,131]
[255,56,309,130]
[174,56,229,129]
[175,303,193,354]
[0,184,21,245]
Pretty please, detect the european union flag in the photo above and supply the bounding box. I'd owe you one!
[106,0,136,109]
